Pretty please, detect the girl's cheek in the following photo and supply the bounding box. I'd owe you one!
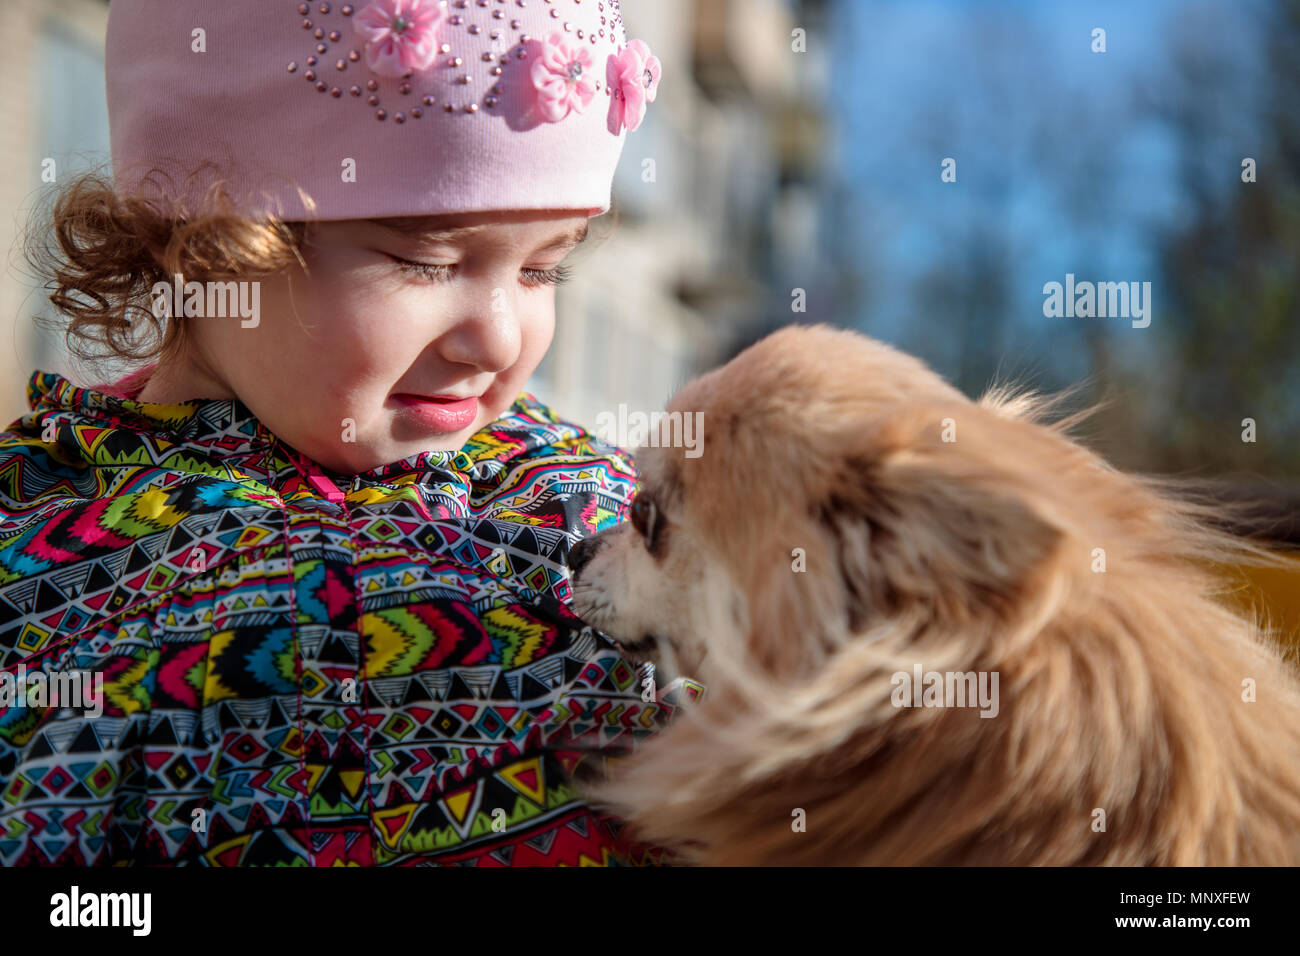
[320,277,422,352]
[520,308,557,365]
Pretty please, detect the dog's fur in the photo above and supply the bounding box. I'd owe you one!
[568,324,1300,865]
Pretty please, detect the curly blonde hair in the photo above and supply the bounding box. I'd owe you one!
[25,166,312,368]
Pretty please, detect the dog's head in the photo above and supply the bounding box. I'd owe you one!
[566,324,1300,865]
[569,323,1148,686]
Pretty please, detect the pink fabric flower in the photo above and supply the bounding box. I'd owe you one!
[354,0,442,78]
[531,32,598,122]
[607,39,661,132]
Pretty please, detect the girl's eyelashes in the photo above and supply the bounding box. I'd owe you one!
[392,258,453,282]
[388,255,572,288]
[523,262,573,288]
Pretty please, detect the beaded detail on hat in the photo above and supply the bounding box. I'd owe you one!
[286,0,660,127]
[107,0,650,218]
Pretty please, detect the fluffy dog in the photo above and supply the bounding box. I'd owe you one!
[567,323,1300,865]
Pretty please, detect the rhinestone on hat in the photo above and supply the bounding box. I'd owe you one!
[285,0,637,120]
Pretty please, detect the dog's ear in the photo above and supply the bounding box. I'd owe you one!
[820,414,1063,630]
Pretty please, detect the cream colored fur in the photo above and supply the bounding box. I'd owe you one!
[570,324,1300,865]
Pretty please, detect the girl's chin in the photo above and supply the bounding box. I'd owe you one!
[321,403,512,473]
[308,432,469,474]
[376,421,483,464]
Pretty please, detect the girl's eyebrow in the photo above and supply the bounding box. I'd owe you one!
[369,218,487,242]
[369,218,589,250]
[535,222,590,251]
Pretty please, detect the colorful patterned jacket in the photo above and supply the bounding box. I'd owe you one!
[0,370,700,865]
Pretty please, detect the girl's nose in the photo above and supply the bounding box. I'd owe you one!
[438,289,522,373]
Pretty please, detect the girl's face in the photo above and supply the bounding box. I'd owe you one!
[140,209,590,473]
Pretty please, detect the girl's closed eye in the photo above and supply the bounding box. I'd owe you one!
[387,254,573,288]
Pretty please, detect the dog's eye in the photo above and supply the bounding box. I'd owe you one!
[630,494,659,548]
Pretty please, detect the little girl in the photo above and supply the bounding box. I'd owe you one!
[0,0,698,866]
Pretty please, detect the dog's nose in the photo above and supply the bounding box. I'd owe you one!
[567,535,602,576]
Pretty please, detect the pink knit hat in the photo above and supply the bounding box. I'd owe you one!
[105,0,662,221]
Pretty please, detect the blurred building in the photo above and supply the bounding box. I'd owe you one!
[530,0,834,432]
[0,0,111,418]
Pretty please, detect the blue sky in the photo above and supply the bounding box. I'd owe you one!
[824,0,1270,392]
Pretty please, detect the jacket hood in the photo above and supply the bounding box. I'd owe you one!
[18,369,621,495]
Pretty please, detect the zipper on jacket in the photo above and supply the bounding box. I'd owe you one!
[283,446,346,504]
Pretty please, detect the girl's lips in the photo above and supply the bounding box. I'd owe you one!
[389,393,479,432]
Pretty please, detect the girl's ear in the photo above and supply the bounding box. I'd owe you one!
[819,412,1063,631]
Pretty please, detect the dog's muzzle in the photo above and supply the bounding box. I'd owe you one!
[566,532,607,577]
